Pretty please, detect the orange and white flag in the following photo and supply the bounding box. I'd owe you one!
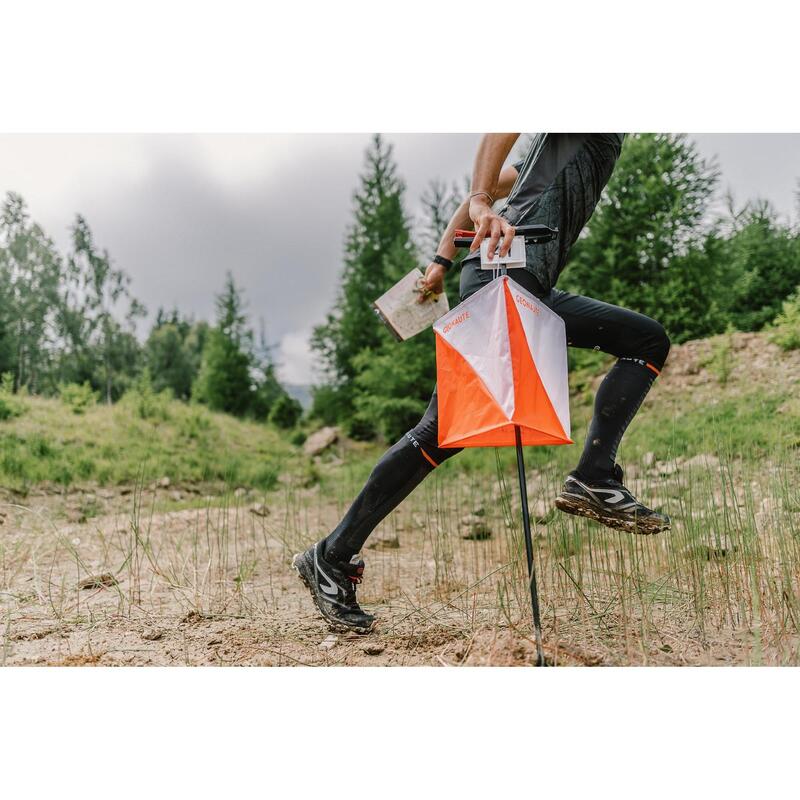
[434,275,572,448]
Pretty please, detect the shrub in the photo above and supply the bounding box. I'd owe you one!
[0,373,24,421]
[769,289,800,351]
[269,394,302,429]
[122,370,173,421]
[251,463,279,491]
[289,429,307,447]
[58,381,98,415]
[178,406,215,441]
[704,329,735,386]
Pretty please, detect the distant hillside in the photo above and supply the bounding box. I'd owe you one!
[0,392,301,494]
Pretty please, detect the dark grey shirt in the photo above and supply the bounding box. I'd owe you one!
[465,133,624,293]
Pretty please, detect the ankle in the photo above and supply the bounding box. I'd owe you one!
[322,539,357,566]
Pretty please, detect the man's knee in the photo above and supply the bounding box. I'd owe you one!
[639,318,670,370]
[650,321,671,369]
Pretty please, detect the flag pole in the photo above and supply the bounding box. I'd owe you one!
[514,424,545,666]
[498,259,546,667]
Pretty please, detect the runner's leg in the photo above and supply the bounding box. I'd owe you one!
[542,289,670,479]
[323,387,461,563]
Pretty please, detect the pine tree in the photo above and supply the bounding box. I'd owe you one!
[193,272,254,416]
[311,134,414,435]
[144,309,204,399]
[562,134,724,341]
[723,199,800,331]
[352,178,465,441]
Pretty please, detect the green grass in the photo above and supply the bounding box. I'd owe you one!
[0,394,298,493]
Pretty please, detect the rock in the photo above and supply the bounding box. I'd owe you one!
[684,453,720,471]
[207,638,223,647]
[234,487,247,498]
[141,628,164,641]
[318,634,338,651]
[157,476,171,489]
[367,535,400,550]
[461,515,492,541]
[77,573,118,590]
[303,426,339,456]
[180,610,208,624]
[642,452,656,467]
[656,459,681,476]
[250,503,270,518]
[362,643,385,656]
[686,534,737,560]
[170,490,183,502]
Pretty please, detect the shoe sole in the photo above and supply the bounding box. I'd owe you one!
[291,553,375,636]
[554,494,670,535]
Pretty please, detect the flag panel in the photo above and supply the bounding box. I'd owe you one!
[433,278,514,419]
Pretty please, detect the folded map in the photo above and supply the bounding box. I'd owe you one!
[373,268,450,341]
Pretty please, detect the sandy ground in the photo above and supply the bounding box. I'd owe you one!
[3,464,798,667]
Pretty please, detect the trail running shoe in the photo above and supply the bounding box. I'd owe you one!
[292,543,375,634]
[555,465,670,535]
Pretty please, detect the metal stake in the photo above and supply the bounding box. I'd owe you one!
[514,424,545,666]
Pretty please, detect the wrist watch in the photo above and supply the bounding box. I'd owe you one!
[433,254,453,272]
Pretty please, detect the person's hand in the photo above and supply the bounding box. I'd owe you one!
[416,262,446,304]
[469,197,515,260]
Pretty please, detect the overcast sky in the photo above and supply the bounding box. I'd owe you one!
[1,133,798,384]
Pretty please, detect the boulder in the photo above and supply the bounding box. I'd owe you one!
[684,453,721,471]
[461,514,492,540]
[303,426,339,456]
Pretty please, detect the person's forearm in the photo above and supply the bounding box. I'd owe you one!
[434,164,520,261]
[435,199,471,261]
[470,133,520,200]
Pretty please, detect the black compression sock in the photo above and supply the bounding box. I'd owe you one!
[323,435,436,563]
[576,358,658,482]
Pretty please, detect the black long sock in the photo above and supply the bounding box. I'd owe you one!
[576,358,658,481]
[323,435,436,563]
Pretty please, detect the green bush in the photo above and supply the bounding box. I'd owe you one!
[702,328,735,385]
[268,394,302,429]
[0,373,24,421]
[289,429,307,447]
[58,381,98,415]
[121,370,173,421]
[769,289,800,351]
[177,406,215,441]
[251,463,279,491]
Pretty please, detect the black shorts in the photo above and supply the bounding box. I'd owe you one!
[407,262,670,463]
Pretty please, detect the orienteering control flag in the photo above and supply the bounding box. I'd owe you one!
[434,275,572,448]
